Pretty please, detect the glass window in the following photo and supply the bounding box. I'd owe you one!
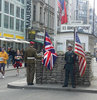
[40,7,42,22]
[21,20,24,32]
[4,15,9,28]
[21,0,24,4]
[21,9,24,19]
[4,1,9,14]
[0,0,2,11]
[33,5,36,21]
[10,3,14,16]
[16,7,20,18]
[10,17,14,30]
[0,14,1,27]
[16,19,20,31]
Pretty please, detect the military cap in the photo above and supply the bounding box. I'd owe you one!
[30,41,35,45]
[68,44,73,47]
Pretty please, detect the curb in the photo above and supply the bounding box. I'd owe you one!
[7,83,97,94]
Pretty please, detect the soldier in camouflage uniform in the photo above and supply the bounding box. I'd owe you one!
[63,44,77,88]
[24,41,39,85]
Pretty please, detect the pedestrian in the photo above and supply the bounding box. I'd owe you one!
[20,49,24,62]
[11,49,16,65]
[7,47,12,68]
[14,50,22,76]
[0,48,8,78]
[0,46,2,52]
[63,44,77,88]
[24,41,41,85]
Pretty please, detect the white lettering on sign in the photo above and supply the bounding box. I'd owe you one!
[61,25,92,34]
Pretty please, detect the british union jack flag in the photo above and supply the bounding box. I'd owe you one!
[43,32,57,70]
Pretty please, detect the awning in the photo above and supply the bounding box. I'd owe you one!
[13,40,22,43]
[20,40,30,44]
[33,40,44,44]
[0,38,13,42]
[0,38,29,44]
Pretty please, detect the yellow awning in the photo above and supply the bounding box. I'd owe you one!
[16,35,24,40]
[0,33,2,37]
[3,33,14,38]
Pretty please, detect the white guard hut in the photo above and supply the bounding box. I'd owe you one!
[56,24,97,55]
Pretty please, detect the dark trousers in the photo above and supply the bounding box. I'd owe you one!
[64,68,75,87]
[26,63,35,84]
[0,63,5,71]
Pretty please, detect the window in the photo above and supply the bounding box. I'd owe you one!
[33,5,36,21]
[4,1,9,14]
[21,20,24,32]
[40,7,42,22]
[16,19,20,31]
[4,15,9,28]
[10,3,14,16]
[0,0,2,11]
[10,17,14,30]
[0,14,1,27]
[21,9,24,19]
[44,12,45,24]
[21,0,24,4]
[16,7,20,18]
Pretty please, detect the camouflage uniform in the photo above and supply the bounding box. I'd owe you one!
[24,46,38,85]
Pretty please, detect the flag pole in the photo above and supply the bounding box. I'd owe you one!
[41,27,46,84]
[54,0,57,50]
[74,27,76,51]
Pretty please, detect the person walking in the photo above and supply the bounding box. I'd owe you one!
[24,41,41,85]
[20,49,24,62]
[0,48,8,78]
[7,47,12,68]
[11,49,16,65]
[63,44,77,88]
[14,50,22,76]
[0,46,2,52]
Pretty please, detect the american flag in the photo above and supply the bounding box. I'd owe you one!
[74,32,87,77]
[57,0,68,24]
[43,32,57,70]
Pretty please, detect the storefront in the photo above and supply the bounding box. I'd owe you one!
[0,33,29,51]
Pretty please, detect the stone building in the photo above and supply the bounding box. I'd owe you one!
[30,0,55,34]
[26,0,56,52]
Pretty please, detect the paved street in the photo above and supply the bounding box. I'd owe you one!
[1,89,97,100]
[0,65,96,100]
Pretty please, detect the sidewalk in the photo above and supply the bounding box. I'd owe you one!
[5,63,25,71]
[7,58,97,93]
[7,78,97,93]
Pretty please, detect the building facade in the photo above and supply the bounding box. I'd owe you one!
[75,0,89,24]
[26,0,56,52]
[89,8,97,36]
[31,0,55,33]
[65,0,89,24]
[0,0,26,50]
